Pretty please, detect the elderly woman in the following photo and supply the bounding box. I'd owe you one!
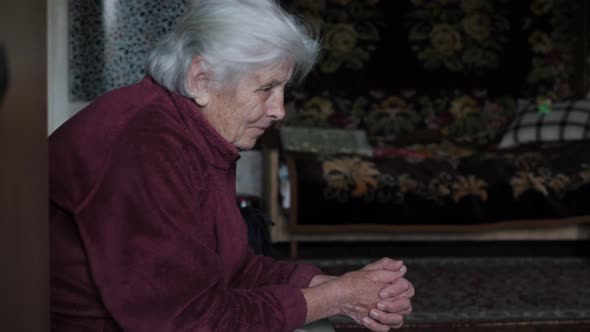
[50,1,414,331]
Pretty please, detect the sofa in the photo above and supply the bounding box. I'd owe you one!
[280,96,590,230]
[268,0,590,246]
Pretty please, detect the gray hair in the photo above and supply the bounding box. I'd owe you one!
[145,0,320,97]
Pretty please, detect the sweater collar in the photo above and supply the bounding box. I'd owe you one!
[143,76,240,169]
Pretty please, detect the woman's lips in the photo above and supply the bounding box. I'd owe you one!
[251,126,267,135]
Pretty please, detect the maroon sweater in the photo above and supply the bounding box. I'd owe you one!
[49,77,321,332]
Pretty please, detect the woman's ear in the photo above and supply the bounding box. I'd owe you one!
[187,56,210,107]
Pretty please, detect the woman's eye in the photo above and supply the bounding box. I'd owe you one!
[259,86,273,93]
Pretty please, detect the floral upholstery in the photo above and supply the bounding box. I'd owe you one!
[287,142,590,227]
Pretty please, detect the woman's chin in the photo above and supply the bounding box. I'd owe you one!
[235,138,258,151]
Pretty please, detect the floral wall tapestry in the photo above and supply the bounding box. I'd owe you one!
[286,0,587,98]
[283,0,588,146]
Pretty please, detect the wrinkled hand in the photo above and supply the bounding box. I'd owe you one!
[360,258,415,331]
[335,269,406,327]
[363,278,414,331]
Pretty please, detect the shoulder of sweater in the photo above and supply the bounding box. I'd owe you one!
[115,102,211,173]
[50,97,211,212]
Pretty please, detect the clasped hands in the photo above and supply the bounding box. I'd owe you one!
[338,258,414,331]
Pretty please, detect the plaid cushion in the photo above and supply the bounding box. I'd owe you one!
[499,99,590,148]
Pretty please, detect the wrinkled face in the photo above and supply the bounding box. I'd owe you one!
[200,62,293,150]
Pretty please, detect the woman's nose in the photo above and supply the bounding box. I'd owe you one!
[267,93,286,121]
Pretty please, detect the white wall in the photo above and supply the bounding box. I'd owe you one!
[236,150,263,198]
[47,0,88,134]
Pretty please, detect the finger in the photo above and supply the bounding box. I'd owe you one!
[382,288,415,302]
[370,268,407,284]
[384,283,415,301]
[399,307,412,315]
[379,278,411,298]
[363,257,404,272]
[361,316,390,332]
[405,283,415,298]
[369,309,404,327]
[393,282,415,299]
[376,297,412,314]
[389,320,404,329]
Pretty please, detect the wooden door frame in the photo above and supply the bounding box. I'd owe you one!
[0,0,49,330]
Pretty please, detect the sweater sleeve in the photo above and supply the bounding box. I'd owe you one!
[74,117,308,332]
[230,250,323,289]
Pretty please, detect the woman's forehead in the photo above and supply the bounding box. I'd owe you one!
[250,61,295,84]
